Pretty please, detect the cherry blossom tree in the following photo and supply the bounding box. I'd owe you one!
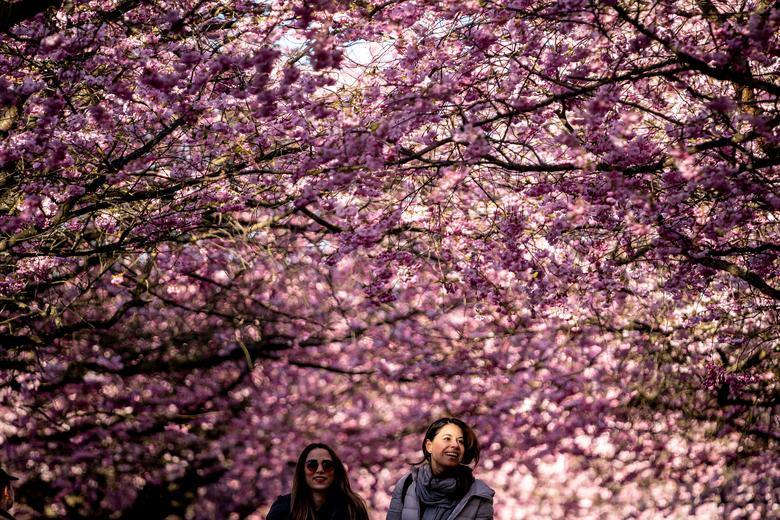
[0,0,777,518]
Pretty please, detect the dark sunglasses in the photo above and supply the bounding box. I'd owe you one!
[304,459,335,473]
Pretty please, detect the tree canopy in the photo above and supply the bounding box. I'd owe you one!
[0,0,777,518]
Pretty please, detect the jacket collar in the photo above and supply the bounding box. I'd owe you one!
[444,479,494,520]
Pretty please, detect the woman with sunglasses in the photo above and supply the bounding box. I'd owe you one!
[386,417,494,520]
[267,442,369,520]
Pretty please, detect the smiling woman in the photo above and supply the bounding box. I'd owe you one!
[387,418,494,520]
[266,443,369,520]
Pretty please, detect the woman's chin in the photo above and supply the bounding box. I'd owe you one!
[433,460,461,473]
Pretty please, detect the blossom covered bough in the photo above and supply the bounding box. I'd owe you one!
[0,0,777,518]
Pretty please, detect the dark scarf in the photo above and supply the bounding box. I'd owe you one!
[317,492,349,520]
[413,464,464,520]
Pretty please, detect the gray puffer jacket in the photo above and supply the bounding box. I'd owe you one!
[386,473,494,520]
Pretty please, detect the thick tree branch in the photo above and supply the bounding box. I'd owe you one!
[687,253,780,301]
[612,3,780,96]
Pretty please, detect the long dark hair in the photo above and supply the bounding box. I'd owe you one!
[290,443,369,520]
[417,417,481,495]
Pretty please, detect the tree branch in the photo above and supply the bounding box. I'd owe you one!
[0,0,62,32]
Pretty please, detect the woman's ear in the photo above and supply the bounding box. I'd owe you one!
[424,439,433,456]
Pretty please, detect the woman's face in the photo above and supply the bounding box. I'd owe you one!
[425,423,465,473]
[304,448,335,492]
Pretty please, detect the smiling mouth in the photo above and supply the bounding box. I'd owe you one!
[313,477,328,483]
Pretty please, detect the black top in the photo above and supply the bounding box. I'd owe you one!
[266,493,350,520]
